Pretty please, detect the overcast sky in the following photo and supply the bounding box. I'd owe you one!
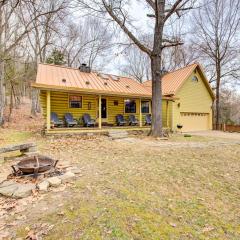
[87,1,239,92]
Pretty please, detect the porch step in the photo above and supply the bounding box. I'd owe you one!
[108,130,128,139]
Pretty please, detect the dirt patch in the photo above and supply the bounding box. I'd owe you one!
[3,98,44,132]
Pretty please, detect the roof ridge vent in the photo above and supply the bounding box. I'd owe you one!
[110,75,120,81]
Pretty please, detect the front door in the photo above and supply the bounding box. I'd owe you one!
[101,98,107,119]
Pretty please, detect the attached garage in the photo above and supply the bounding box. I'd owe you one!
[180,112,210,132]
[143,63,215,132]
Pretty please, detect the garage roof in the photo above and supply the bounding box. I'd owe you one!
[143,63,215,99]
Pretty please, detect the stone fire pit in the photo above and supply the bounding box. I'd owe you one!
[0,155,80,198]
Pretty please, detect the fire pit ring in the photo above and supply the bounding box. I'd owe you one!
[12,155,58,175]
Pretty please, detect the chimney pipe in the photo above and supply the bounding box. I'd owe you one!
[79,63,91,73]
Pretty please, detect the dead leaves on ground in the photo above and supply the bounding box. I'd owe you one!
[25,223,55,240]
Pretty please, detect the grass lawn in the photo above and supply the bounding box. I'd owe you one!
[1,130,240,239]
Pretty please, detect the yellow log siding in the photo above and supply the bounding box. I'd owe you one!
[40,91,169,127]
[170,69,213,131]
[40,91,97,120]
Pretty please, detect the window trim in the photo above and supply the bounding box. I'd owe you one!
[124,99,137,114]
[68,94,83,109]
[141,100,150,114]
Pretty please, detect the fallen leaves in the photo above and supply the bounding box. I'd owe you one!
[26,230,38,240]
[25,223,55,240]
[57,211,65,216]
[202,225,215,233]
[0,231,10,239]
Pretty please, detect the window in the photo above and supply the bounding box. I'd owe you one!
[125,99,136,113]
[192,76,199,82]
[69,95,82,108]
[114,100,118,106]
[141,101,150,113]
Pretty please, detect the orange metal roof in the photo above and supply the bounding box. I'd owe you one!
[34,63,152,97]
[33,62,214,99]
[143,63,199,95]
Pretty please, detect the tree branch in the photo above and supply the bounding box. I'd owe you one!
[102,0,151,56]
[162,42,184,49]
[164,0,193,22]
[145,0,155,10]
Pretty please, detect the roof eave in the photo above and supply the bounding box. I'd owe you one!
[31,83,152,98]
[31,83,174,100]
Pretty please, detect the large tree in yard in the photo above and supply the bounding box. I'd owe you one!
[77,0,196,137]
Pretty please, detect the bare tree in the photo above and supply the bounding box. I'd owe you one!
[120,42,197,82]
[219,88,240,125]
[0,0,68,124]
[0,0,24,125]
[61,16,113,70]
[118,45,151,83]
[22,0,68,115]
[77,0,196,136]
[191,0,240,128]
[162,44,197,71]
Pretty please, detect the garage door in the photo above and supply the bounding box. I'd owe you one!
[180,112,210,132]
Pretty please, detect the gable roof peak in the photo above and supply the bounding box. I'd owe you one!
[142,63,214,99]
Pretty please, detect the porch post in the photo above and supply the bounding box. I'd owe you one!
[149,100,152,114]
[139,98,142,127]
[99,95,102,129]
[46,91,51,130]
[166,100,169,127]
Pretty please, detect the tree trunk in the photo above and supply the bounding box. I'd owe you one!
[150,2,164,138]
[0,60,5,126]
[31,88,39,116]
[215,62,221,129]
[8,83,13,121]
[151,55,163,137]
[31,55,39,115]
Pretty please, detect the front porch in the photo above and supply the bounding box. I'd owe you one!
[41,90,171,134]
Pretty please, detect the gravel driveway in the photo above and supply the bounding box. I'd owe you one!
[189,130,240,140]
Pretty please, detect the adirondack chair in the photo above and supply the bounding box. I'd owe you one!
[128,115,139,126]
[82,113,95,127]
[116,114,127,126]
[64,113,78,127]
[51,112,63,127]
[145,114,152,125]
